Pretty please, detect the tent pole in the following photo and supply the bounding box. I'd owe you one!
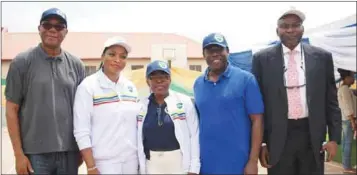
[168,60,172,68]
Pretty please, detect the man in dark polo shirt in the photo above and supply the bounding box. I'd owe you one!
[194,33,264,174]
[5,8,85,174]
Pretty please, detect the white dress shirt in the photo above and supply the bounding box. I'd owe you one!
[282,43,309,119]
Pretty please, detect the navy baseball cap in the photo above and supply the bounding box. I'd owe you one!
[40,8,67,26]
[146,60,171,77]
[202,33,228,49]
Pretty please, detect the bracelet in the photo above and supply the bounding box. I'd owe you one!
[87,166,97,171]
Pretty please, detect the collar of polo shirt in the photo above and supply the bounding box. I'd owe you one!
[37,43,65,61]
[204,63,232,81]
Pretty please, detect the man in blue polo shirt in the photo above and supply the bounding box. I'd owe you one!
[194,33,264,174]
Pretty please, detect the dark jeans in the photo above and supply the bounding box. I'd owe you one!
[26,151,80,175]
[342,120,354,169]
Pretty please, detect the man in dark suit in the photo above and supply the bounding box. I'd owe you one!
[252,8,342,174]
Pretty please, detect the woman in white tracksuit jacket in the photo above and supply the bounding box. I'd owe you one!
[137,60,200,174]
[73,36,140,174]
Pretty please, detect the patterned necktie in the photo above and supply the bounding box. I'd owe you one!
[287,50,303,119]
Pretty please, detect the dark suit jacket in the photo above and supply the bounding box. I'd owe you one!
[251,43,342,166]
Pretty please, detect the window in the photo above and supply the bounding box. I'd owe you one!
[131,65,144,70]
[85,66,97,76]
[189,65,202,72]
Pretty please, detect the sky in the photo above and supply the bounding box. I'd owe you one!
[1,1,356,52]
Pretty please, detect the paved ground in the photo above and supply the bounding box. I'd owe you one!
[0,127,346,174]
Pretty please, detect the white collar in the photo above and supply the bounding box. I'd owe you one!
[97,69,125,88]
[282,43,302,55]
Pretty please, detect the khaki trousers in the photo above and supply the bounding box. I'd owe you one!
[146,149,184,174]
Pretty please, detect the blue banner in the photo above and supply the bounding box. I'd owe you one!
[228,50,253,72]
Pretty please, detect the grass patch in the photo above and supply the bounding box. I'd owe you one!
[333,139,357,166]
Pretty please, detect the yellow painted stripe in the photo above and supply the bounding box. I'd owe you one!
[93,93,118,99]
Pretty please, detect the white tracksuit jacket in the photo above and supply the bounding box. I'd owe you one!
[73,70,140,165]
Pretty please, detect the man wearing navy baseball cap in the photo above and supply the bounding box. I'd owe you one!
[137,60,200,174]
[5,7,85,175]
[202,33,229,49]
[194,33,264,174]
[40,7,67,26]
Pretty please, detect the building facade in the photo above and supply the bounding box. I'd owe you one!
[1,32,207,80]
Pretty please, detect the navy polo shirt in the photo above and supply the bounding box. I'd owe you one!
[194,64,264,174]
[143,94,180,160]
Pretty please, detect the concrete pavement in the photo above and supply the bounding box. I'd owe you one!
[1,127,345,174]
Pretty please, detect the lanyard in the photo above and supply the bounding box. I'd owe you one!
[282,44,304,71]
[281,44,307,88]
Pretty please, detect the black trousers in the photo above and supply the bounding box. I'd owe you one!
[268,118,324,175]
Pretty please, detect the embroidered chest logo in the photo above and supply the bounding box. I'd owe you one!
[176,103,183,109]
[127,86,133,93]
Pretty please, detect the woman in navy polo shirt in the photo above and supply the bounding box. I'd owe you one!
[137,60,200,174]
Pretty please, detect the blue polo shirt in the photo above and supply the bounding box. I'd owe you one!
[193,64,264,174]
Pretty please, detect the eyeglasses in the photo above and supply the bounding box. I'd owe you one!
[41,22,66,31]
[283,66,306,88]
[149,75,170,81]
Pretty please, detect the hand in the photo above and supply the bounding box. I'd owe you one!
[351,120,356,131]
[78,156,84,167]
[244,159,258,175]
[15,153,34,175]
[87,167,100,175]
[321,141,338,162]
[259,145,272,168]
